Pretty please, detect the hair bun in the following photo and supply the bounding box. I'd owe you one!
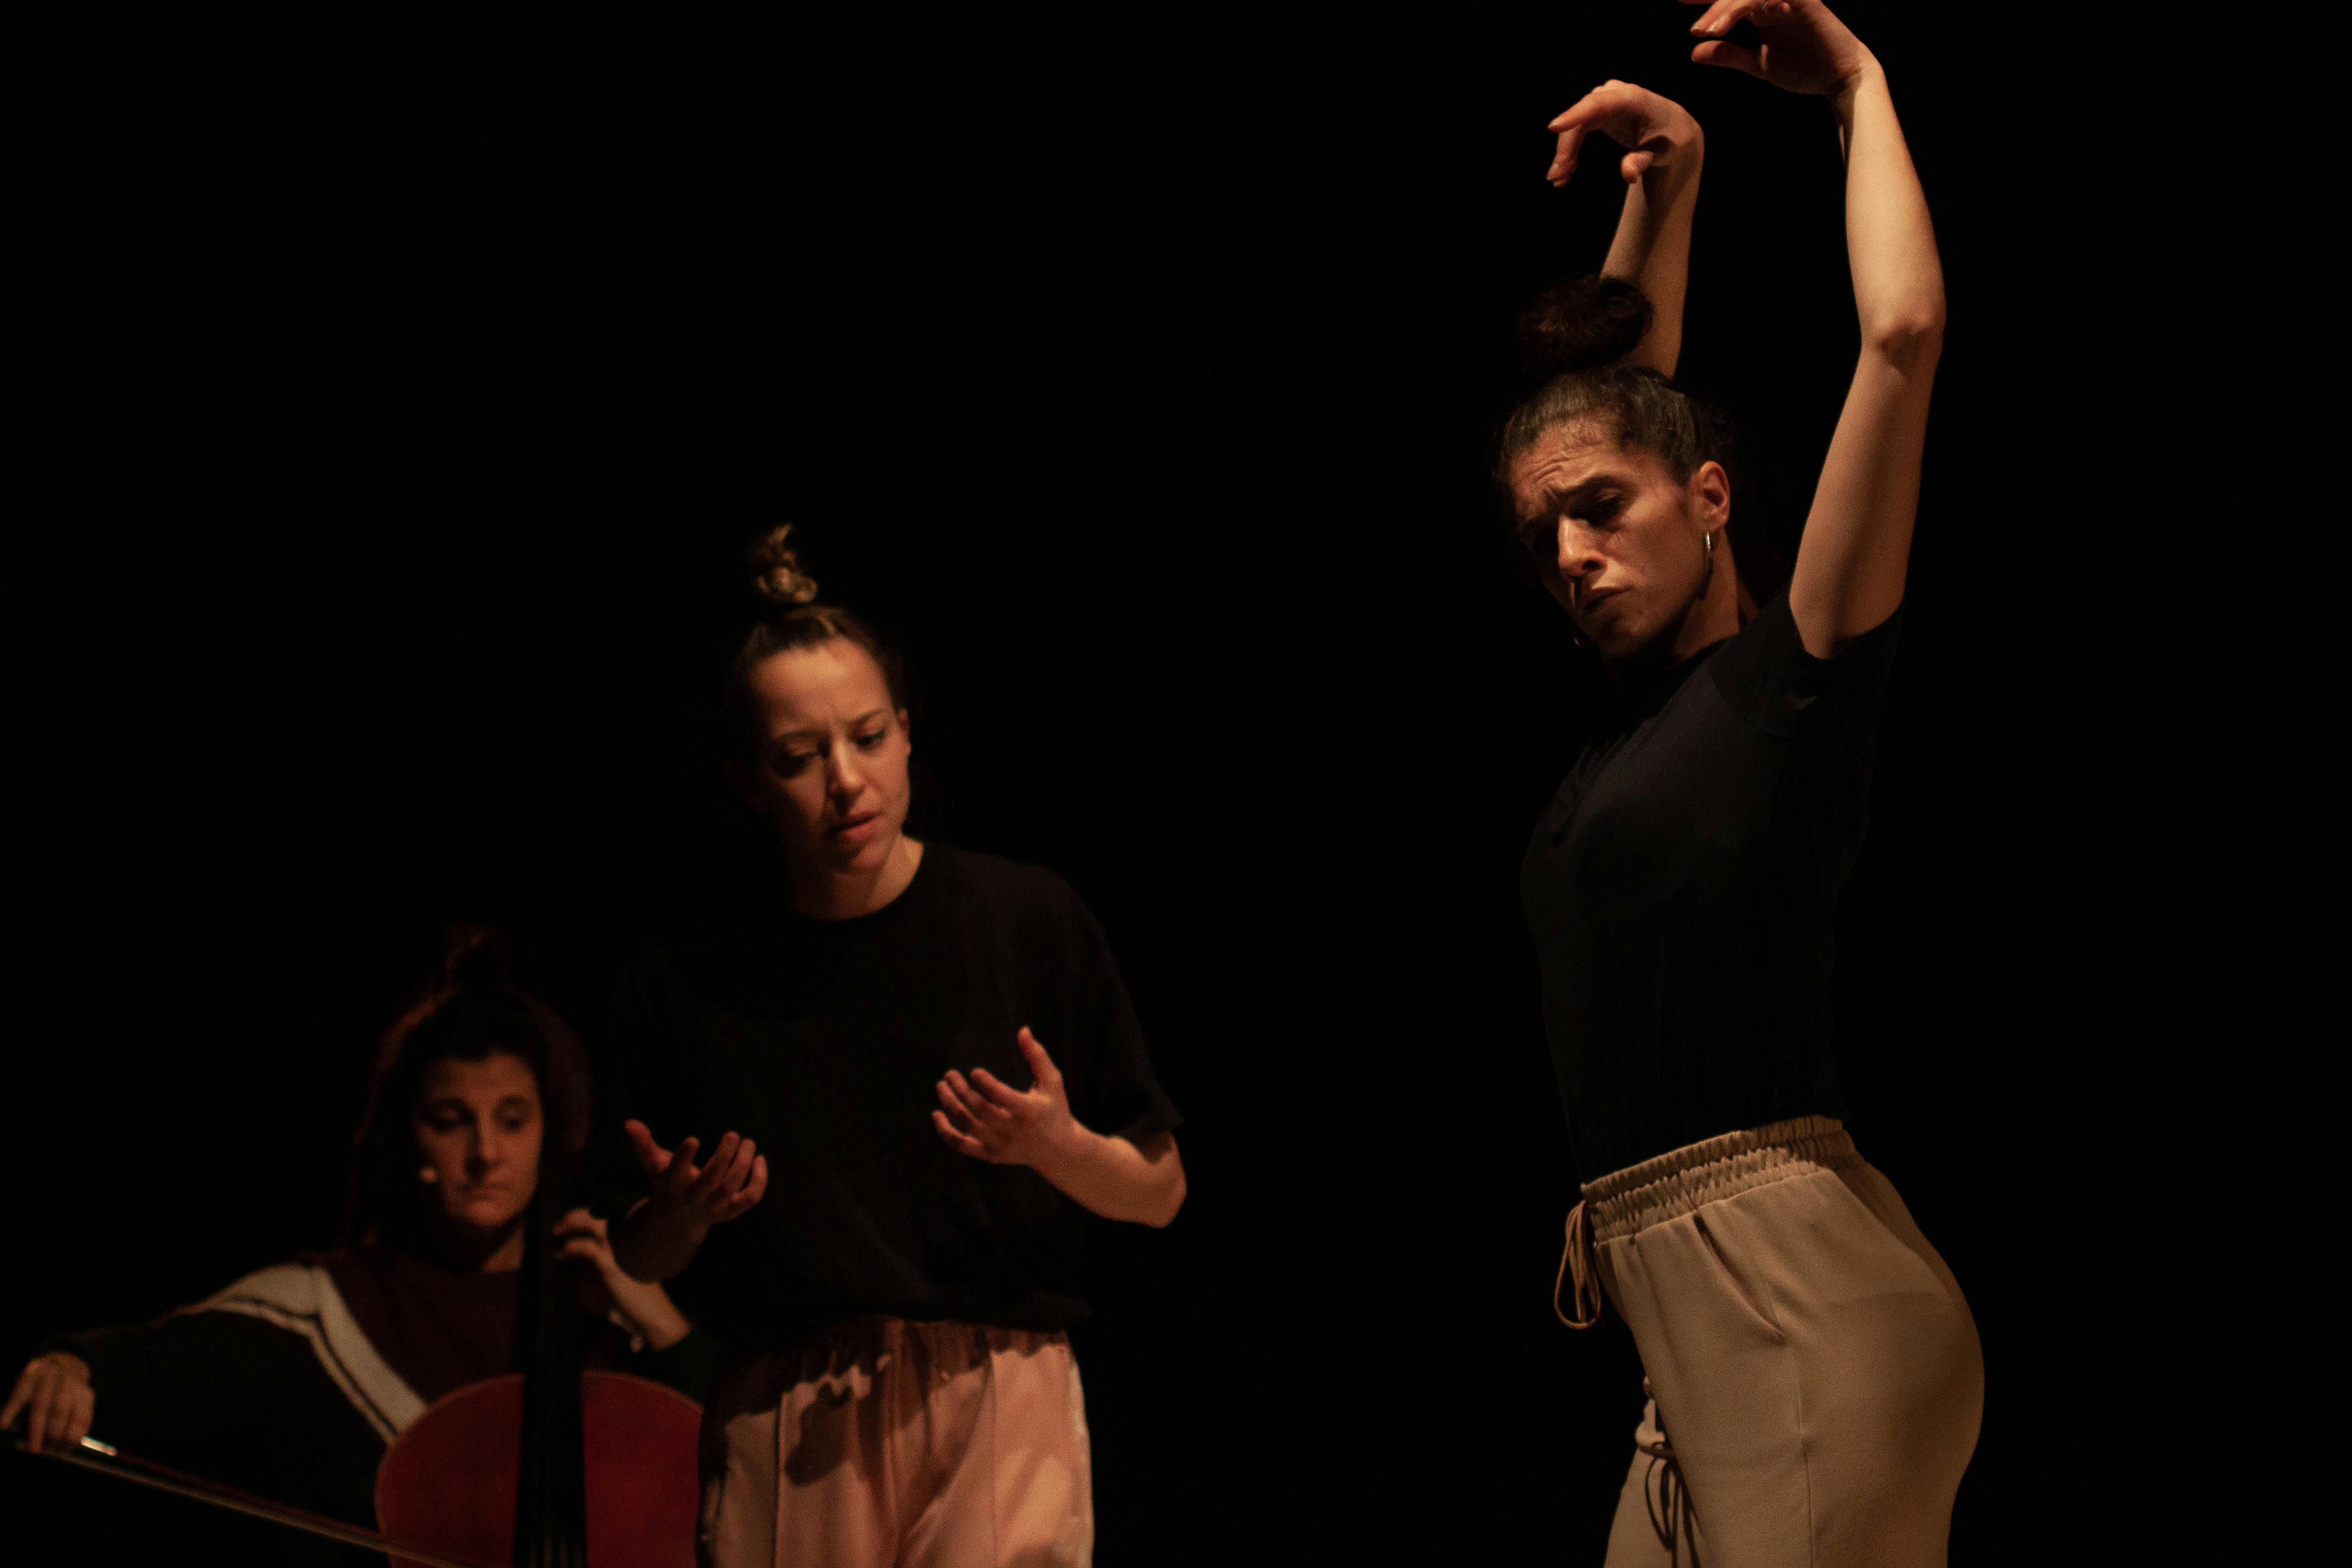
[441,924,516,991]
[1518,275,1654,378]
[748,524,820,606]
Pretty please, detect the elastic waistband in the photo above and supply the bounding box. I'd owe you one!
[1580,1115,1861,1244]
[763,1314,1064,1368]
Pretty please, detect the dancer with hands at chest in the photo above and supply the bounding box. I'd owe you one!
[1509,4,1979,1566]
[600,527,1182,1568]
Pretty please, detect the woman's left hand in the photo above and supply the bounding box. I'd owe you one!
[934,1028,1086,1176]
[555,1208,693,1351]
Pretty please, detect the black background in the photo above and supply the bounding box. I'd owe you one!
[10,5,2224,1562]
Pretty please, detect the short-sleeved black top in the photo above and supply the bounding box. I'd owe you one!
[1520,590,1902,1182]
[595,843,1180,1352]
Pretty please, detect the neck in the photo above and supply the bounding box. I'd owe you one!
[430,1213,528,1274]
[787,833,925,920]
[1609,536,1742,679]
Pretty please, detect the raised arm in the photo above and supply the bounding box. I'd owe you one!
[1687,0,1944,653]
[1546,81,1705,377]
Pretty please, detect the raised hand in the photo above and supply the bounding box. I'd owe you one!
[1681,0,1870,98]
[1546,79,1703,188]
[624,1120,768,1228]
[2,1352,94,1453]
[609,1120,770,1282]
[933,1028,1086,1176]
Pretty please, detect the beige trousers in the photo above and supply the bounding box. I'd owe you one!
[1562,1117,1983,1568]
[698,1317,1092,1568]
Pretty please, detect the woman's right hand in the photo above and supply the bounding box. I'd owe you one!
[1,1352,94,1453]
[624,1121,768,1225]
[611,1121,768,1282]
[1682,0,1871,99]
[1546,80,1703,188]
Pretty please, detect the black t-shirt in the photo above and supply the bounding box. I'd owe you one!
[1520,590,1902,1182]
[594,843,1180,1351]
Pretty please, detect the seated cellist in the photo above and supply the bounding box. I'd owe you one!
[1,928,742,1559]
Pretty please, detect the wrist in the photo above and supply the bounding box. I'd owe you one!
[615,1199,707,1274]
[631,1299,693,1352]
[1649,124,1704,180]
[1828,53,1883,122]
[1029,1121,1105,1188]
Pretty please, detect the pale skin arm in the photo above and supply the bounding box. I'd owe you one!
[1686,0,1945,653]
[609,1123,770,1283]
[934,1028,1187,1228]
[1547,80,1706,378]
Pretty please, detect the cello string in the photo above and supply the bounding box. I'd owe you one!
[13,1437,499,1568]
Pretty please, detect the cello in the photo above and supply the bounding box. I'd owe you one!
[374,1182,703,1568]
[10,1187,703,1567]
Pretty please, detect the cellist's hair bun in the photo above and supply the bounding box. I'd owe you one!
[1517,275,1654,377]
[748,525,820,606]
[441,924,516,991]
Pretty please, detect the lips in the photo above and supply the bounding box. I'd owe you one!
[1580,586,1625,616]
[827,811,879,840]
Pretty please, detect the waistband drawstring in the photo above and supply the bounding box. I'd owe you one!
[1553,1199,1603,1329]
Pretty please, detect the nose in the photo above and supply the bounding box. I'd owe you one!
[1554,515,1603,587]
[827,747,867,805]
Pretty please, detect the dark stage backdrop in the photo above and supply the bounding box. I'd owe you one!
[11,7,2215,1562]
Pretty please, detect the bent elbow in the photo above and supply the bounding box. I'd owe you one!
[1866,308,1944,370]
[1147,1171,1188,1229]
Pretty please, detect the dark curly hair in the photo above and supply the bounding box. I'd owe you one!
[1500,276,1703,483]
[342,926,592,1255]
[1499,276,1783,617]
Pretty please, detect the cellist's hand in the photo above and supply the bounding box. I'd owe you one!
[1,1352,94,1453]
[610,1120,769,1282]
[555,1208,694,1351]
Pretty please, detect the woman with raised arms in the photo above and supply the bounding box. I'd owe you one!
[1514,4,1981,1563]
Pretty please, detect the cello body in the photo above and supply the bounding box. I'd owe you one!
[376,1370,702,1568]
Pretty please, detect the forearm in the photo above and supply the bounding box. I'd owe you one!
[1833,59,1943,363]
[611,1282,693,1351]
[1602,148,1703,377]
[609,1199,711,1283]
[1789,59,1942,652]
[1035,1128,1185,1227]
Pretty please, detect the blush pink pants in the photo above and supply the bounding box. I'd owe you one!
[698,1317,1092,1568]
